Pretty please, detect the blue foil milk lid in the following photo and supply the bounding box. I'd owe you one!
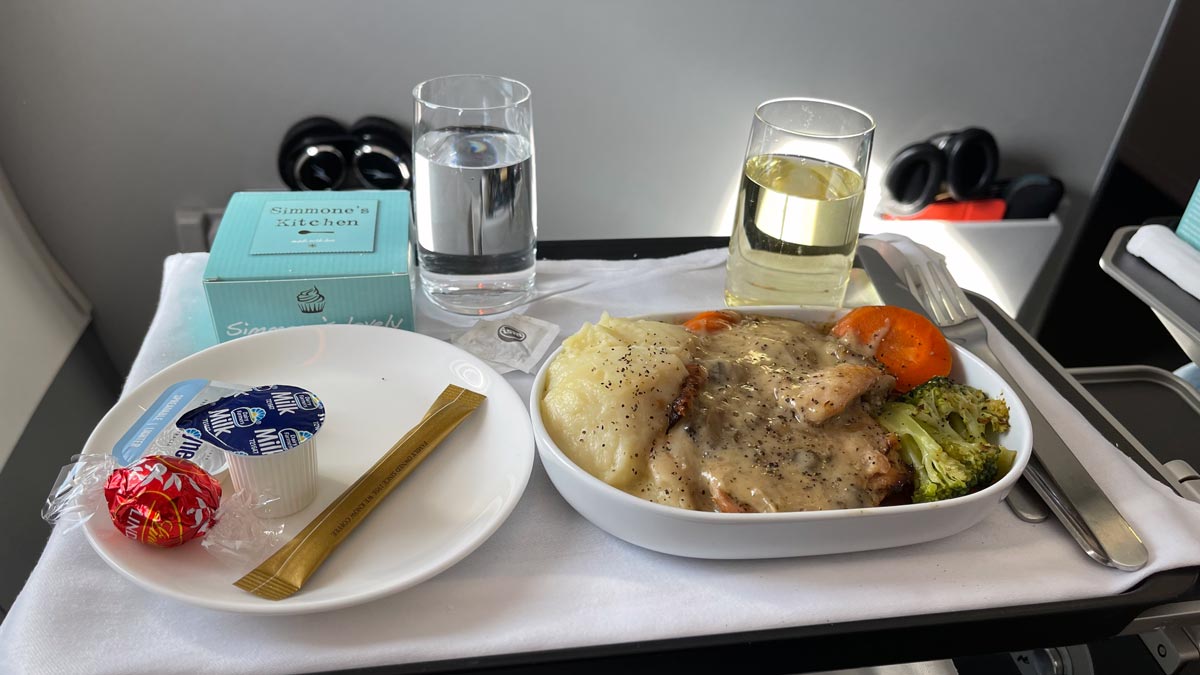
[176,385,325,456]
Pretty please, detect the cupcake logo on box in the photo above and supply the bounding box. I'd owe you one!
[296,286,325,314]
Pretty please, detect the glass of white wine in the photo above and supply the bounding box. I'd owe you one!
[725,98,874,307]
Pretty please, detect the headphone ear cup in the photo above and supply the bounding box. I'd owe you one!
[938,127,999,201]
[280,117,346,157]
[278,116,350,190]
[883,142,946,216]
[1001,173,1064,219]
[349,116,412,190]
[348,116,409,145]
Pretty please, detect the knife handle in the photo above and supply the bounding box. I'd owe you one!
[969,344,1148,571]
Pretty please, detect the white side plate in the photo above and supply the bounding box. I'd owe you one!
[84,324,534,614]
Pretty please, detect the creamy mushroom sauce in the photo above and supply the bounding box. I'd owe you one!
[640,315,904,512]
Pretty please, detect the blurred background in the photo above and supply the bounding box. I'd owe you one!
[0,0,1196,622]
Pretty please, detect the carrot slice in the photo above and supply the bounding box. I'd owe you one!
[831,306,952,393]
[682,310,739,334]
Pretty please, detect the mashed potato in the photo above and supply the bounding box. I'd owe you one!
[540,314,692,489]
[542,312,906,513]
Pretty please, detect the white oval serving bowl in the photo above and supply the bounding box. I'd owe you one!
[530,306,1033,559]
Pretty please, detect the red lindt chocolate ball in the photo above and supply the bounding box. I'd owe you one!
[104,456,222,548]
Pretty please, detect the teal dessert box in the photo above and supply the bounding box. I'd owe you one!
[1177,180,1200,251]
[204,191,414,342]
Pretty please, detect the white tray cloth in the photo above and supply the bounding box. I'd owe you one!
[1127,224,1200,301]
[5,251,1200,675]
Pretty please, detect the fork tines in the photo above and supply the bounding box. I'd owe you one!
[907,260,976,326]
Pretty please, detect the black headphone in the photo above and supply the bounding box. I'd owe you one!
[883,127,1063,219]
[278,116,412,191]
[883,127,1000,215]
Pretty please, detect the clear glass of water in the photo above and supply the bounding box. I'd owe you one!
[724,98,874,308]
[413,75,536,314]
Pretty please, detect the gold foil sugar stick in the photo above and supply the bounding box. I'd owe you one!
[234,384,486,600]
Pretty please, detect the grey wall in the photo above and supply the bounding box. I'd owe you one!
[0,0,1171,371]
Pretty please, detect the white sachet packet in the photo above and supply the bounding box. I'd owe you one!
[451,314,561,375]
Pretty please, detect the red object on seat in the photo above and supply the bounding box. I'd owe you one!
[881,198,1007,221]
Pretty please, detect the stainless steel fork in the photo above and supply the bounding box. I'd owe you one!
[886,239,1148,571]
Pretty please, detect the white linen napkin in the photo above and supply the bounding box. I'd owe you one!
[1127,224,1200,301]
[4,250,1200,675]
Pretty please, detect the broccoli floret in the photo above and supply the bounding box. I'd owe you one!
[877,403,972,502]
[877,379,1014,503]
[905,376,1009,439]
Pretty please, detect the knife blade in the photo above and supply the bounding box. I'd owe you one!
[857,246,930,316]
